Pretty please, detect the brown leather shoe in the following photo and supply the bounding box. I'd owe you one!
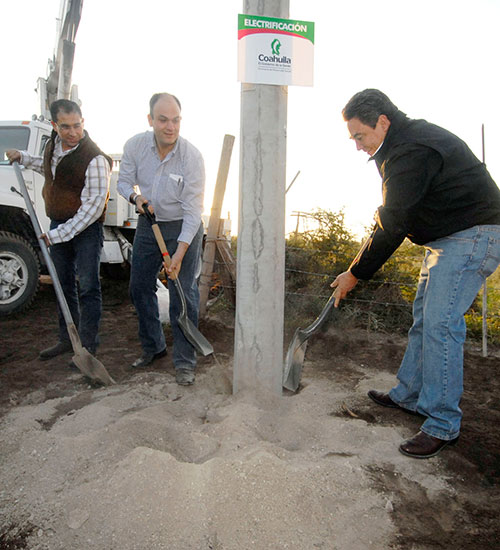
[367,390,401,409]
[399,431,459,459]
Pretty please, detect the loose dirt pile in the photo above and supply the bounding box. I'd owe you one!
[0,278,499,549]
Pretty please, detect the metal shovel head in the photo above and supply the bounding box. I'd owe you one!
[173,279,214,357]
[71,347,116,385]
[283,291,339,392]
[66,325,115,385]
[178,313,214,356]
[283,328,308,391]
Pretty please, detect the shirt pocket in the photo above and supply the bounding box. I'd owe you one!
[168,173,185,198]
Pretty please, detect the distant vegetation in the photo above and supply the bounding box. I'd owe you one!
[212,209,500,345]
[284,208,500,344]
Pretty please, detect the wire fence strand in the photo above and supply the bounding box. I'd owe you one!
[210,243,500,330]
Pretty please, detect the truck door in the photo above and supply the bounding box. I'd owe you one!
[30,125,51,232]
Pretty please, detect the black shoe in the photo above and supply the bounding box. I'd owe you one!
[367,390,401,409]
[39,341,72,360]
[399,431,459,459]
[131,348,167,368]
[175,368,195,386]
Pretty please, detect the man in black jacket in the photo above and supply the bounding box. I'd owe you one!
[332,89,500,458]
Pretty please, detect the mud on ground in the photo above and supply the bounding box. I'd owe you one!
[0,277,499,549]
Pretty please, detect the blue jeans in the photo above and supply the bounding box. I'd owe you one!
[130,216,203,370]
[389,225,500,440]
[49,220,104,354]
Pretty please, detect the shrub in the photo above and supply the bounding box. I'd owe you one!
[221,207,500,344]
[284,208,500,342]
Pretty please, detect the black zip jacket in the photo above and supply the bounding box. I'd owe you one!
[350,111,500,280]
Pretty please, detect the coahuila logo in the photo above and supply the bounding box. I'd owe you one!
[258,38,291,64]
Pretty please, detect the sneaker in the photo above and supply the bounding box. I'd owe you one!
[39,341,72,360]
[175,368,195,386]
[131,348,167,368]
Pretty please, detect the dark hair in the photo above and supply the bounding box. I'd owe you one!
[49,99,82,123]
[342,89,398,128]
[149,93,182,117]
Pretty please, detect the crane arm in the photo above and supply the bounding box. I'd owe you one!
[37,0,83,119]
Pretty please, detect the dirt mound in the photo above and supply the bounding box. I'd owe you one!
[1,278,499,549]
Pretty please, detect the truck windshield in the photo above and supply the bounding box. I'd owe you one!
[0,127,30,165]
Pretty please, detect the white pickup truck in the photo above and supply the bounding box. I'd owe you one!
[0,117,139,315]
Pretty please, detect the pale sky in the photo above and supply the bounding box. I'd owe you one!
[2,0,499,237]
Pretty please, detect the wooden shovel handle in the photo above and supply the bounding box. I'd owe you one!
[151,224,172,267]
[142,204,177,279]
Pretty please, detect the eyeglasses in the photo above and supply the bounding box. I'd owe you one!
[54,122,83,132]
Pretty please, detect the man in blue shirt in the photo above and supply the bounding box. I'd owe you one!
[118,93,205,385]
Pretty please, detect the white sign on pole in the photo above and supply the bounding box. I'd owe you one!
[238,14,314,87]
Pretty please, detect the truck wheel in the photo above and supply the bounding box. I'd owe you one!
[0,231,40,316]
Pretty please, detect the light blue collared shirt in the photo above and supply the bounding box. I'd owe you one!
[117,131,205,244]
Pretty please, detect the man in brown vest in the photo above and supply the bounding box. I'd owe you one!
[7,100,112,361]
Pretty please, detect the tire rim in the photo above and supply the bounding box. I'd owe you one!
[0,251,29,304]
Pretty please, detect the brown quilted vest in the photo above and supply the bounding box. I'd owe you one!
[42,130,113,222]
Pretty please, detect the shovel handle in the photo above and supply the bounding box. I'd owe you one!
[141,204,193,333]
[349,230,375,270]
[142,204,177,279]
[13,162,81,341]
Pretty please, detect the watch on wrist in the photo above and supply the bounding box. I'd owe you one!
[130,193,137,205]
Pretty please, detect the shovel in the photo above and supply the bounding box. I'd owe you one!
[283,233,373,391]
[141,206,213,356]
[283,290,340,391]
[13,162,115,385]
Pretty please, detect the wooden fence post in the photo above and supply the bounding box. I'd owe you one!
[199,134,235,316]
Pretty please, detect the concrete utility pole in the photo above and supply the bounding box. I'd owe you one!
[233,0,289,395]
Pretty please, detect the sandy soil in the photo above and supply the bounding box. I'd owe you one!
[0,277,499,549]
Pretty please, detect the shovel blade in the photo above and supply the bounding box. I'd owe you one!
[178,314,214,356]
[283,293,341,392]
[283,328,308,392]
[172,278,213,356]
[72,349,115,385]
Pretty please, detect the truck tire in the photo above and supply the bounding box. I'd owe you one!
[0,231,40,316]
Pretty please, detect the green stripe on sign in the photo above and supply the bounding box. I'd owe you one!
[238,14,315,43]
